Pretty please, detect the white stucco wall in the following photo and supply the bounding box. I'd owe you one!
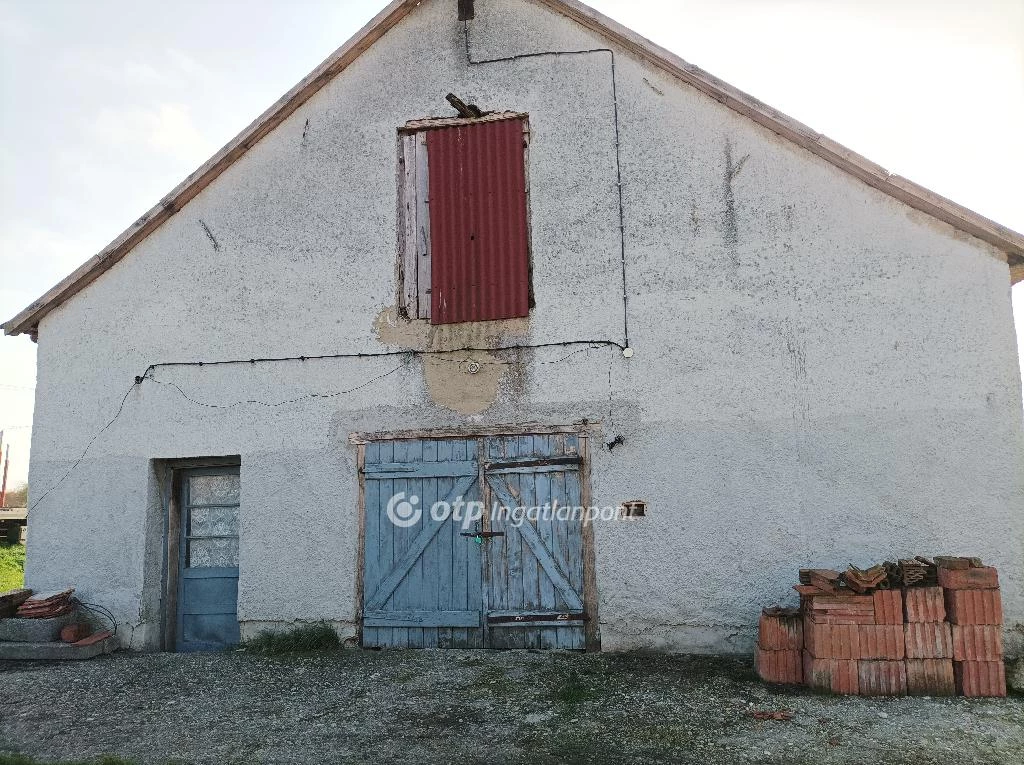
[23,0,1024,654]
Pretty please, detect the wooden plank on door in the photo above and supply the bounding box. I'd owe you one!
[365,472,479,612]
[400,133,419,316]
[486,477,583,611]
[361,437,483,648]
[483,435,586,650]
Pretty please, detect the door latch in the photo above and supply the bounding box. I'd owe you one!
[460,522,505,544]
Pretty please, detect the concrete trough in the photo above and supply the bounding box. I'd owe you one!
[0,612,77,643]
[0,635,117,661]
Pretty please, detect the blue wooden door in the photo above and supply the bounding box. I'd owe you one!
[176,467,241,652]
[362,438,484,648]
[361,435,588,650]
[483,435,586,649]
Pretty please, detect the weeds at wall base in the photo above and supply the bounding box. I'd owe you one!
[237,621,341,655]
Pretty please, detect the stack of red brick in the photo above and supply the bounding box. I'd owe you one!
[940,562,1004,696]
[755,606,803,683]
[755,557,1005,697]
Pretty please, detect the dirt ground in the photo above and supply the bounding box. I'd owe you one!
[1,650,1021,764]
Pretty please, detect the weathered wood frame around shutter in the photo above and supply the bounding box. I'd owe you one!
[398,131,431,319]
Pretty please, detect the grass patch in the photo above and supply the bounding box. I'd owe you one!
[551,668,597,705]
[521,730,626,764]
[239,621,340,655]
[468,664,518,696]
[0,542,26,591]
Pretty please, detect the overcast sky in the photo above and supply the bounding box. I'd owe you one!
[1,0,1022,490]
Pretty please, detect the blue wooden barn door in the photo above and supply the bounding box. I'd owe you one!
[483,435,586,649]
[360,434,588,650]
[176,466,241,652]
[362,438,484,648]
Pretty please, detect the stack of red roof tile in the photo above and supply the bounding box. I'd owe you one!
[756,557,1005,697]
[801,589,905,695]
[15,589,75,619]
[939,559,1005,697]
[0,588,32,619]
[755,607,803,684]
[903,585,954,695]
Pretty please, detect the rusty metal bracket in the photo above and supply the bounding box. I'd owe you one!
[485,455,582,471]
[488,612,587,624]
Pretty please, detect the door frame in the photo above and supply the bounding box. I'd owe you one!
[158,456,241,652]
[353,425,600,651]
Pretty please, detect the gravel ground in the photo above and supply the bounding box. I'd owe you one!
[1,650,1021,764]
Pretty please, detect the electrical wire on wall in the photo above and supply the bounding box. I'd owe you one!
[462,18,632,351]
[27,379,140,512]
[144,341,615,410]
[72,597,119,636]
[145,362,408,411]
[133,339,624,383]
[25,342,619,512]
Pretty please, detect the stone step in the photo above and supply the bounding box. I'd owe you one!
[0,636,118,661]
[0,612,77,642]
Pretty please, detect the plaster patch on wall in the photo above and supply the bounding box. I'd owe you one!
[373,306,431,348]
[373,306,531,414]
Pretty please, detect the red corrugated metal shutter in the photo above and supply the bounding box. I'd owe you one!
[426,118,530,324]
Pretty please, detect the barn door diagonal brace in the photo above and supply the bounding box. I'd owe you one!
[366,472,479,611]
[484,476,584,611]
